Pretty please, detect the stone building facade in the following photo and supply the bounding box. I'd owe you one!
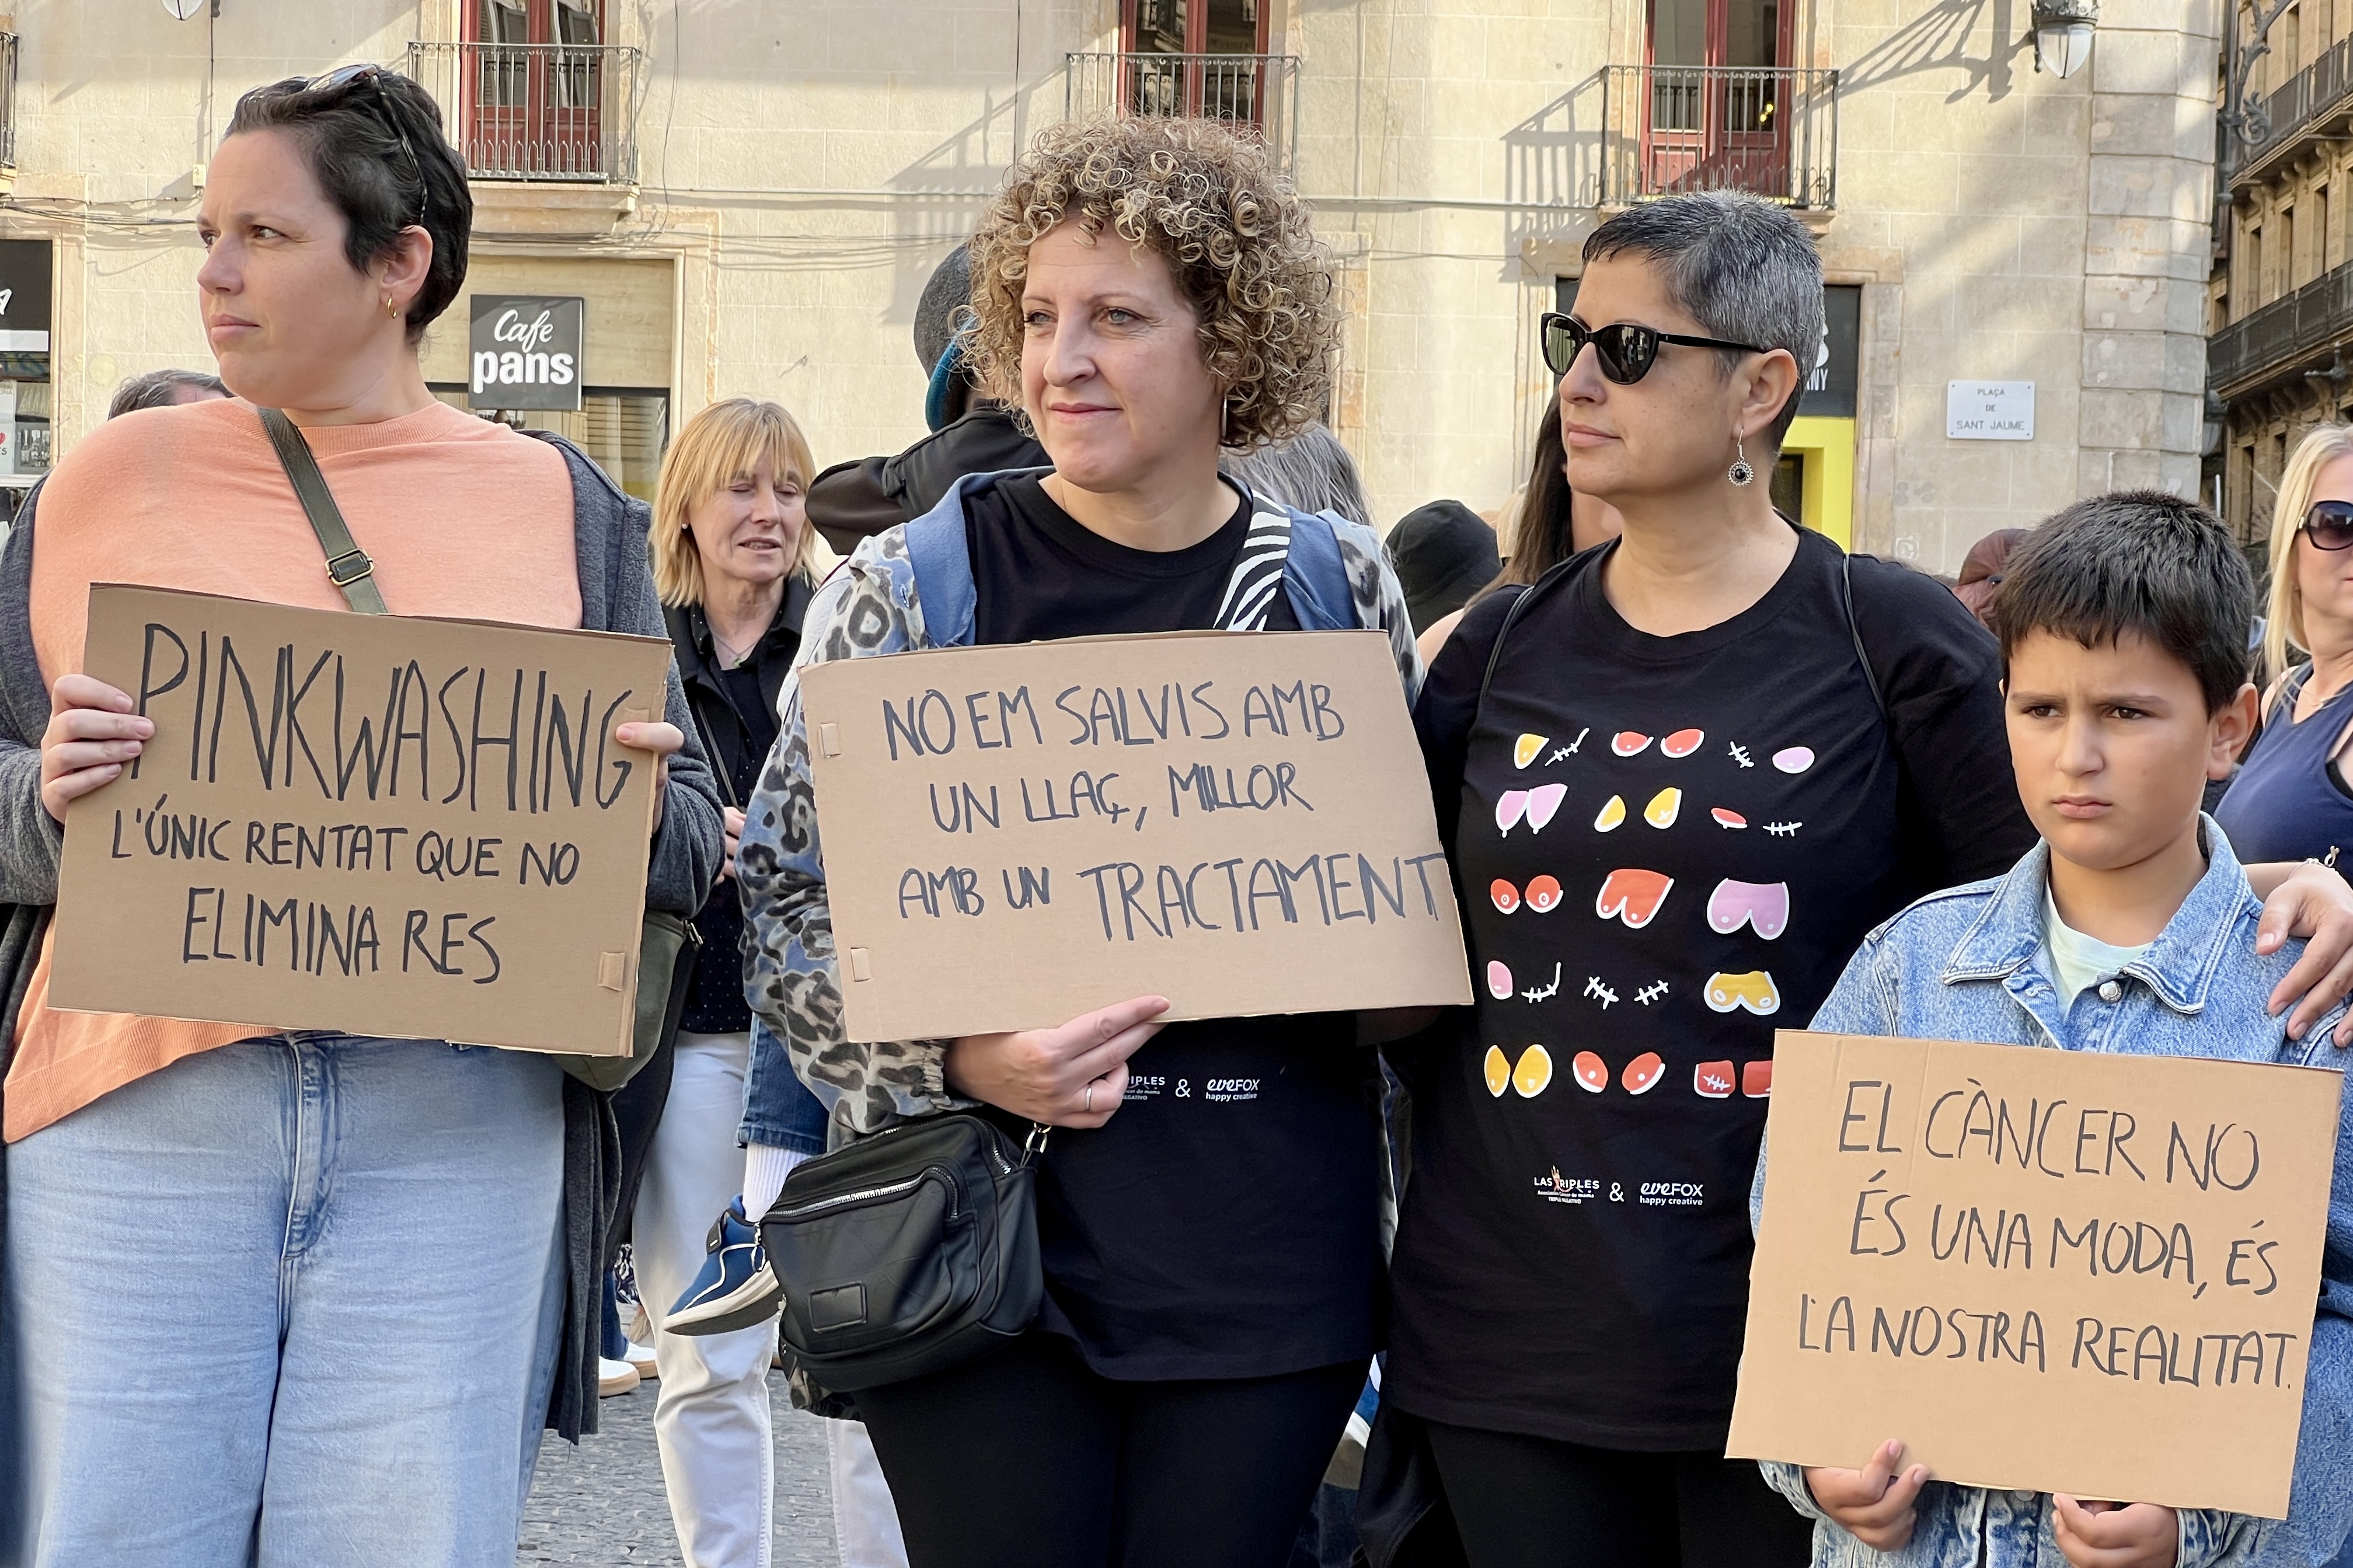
[2209,0,2353,553]
[0,0,2224,573]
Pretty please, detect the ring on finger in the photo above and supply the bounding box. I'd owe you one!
[1084,1080,1095,1113]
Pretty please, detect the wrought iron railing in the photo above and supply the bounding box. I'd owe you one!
[1598,64,1838,209]
[2236,36,2353,180]
[0,34,19,169]
[2211,258,2353,390]
[1065,53,1301,173]
[404,41,642,183]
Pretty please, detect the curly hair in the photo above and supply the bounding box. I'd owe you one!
[965,114,1339,451]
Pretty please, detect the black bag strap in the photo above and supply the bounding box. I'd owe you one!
[259,407,388,616]
[1476,526,1891,728]
[683,697,740,811]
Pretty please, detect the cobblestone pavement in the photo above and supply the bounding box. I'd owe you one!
[517,1371,839,1566]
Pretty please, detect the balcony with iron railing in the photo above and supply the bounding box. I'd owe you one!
[404,40,642,183]
[2210,259,2353,393]
[1065,52,1301,173]
[1596,64,1838,210]
[2233,36,2353,187]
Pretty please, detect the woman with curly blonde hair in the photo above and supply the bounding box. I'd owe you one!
[716,114,1421,1568]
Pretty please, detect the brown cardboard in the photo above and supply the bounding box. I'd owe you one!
[1728,1029,2346,1518]
[49,584,674,1056]
[799,629,1472,1041]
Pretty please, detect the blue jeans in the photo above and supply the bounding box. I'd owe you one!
[3,1033,567,1567]
[739,1017,832,1154]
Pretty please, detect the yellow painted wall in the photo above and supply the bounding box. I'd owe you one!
[1783,415,1856,550]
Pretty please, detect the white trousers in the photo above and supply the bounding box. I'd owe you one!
[829,1419,911,1568]
[636,1031,779,1568]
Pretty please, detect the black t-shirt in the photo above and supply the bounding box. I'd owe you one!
[964,474,1382,1380]
[1386,529,2030,1448]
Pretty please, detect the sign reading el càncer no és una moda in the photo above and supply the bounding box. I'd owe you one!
[799,630,1474,1043]
[49,585,674,1057]
[1729,1030,2345,1519]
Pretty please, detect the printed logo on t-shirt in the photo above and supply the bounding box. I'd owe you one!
[1532,1167,1602,1204]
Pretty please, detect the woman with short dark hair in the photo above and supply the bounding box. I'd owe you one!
[1375,190,2353,1568]
[0,68,720,1563]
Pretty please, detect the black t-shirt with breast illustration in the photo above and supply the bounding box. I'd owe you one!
[1387,529,2020,1450]
[961,474,1382,1382]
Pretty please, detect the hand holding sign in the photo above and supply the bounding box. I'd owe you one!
[944,993,1172,1129]
[1803,1439,1931,1553]
[41,672,154,819]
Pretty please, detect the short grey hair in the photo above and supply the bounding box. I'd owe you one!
[1581,191,1823,453]
[1220,421,1372,529]
[108,367,229,420]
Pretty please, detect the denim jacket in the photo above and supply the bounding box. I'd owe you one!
[1751,823,2353,1568]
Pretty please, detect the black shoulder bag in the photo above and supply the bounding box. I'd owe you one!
[257,408,696,1090]
[761,1110,1045,1391]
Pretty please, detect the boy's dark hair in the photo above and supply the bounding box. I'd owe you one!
[226,69,472,345]
[1996,490,2256,713]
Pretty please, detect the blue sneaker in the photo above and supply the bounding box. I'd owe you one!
[665,1197,782,1337]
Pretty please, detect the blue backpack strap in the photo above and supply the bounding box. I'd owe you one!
[1281,508,1359,631]
[899,468,1047,649]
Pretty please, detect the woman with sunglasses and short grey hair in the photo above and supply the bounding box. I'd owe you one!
[0,68,719,1564]
[2216,425,2353,866]
[1371,190,2353,1567]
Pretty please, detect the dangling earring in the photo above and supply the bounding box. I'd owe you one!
[1220,397,1232,446]
[1728,434,1756,487]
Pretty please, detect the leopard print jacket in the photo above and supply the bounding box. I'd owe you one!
[735,499,1424,1142]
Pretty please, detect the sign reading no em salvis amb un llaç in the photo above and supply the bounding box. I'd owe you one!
[469,294,584,411]
[799,630,1474,1043]
[1728,1030,2345,1519]
[49,585,673,1057]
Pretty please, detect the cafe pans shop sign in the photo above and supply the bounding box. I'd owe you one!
[470,295,584,413]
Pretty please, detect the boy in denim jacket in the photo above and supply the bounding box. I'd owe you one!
[1755,493,2353,1567]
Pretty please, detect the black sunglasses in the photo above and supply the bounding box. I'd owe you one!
[2303,499,2353,551]
[1540,310,1766,383]
[302,64,428,223]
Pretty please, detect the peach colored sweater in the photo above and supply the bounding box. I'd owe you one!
[5,397,579,1140]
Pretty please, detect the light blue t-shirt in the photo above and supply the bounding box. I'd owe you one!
[2040,885,2153,1013]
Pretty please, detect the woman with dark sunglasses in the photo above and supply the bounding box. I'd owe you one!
[0,69,720,1564]
[2216,425,2353,866]
[1367,191,2353,1568]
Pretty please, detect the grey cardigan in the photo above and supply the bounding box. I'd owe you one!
[0,429,724,1443]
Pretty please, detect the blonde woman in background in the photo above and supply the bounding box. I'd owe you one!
[2216,424,2353,866]
[640,398,837,1568]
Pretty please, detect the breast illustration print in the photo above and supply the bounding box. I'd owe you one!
[1704,970,1782,1015]
[1594,868,1674,928]
[1705,879,1790,940]
[1497,783,1568,834]
[1660,728,1704,758]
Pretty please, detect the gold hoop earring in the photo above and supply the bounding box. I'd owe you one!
[385,297,400,319]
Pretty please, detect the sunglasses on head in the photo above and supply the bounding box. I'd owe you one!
[1539,310,1766,383]
[2304,500,2353,551]
[301,63,428,223]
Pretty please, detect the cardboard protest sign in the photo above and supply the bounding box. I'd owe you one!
[50,585,673,1057]
[799,630,1472,1041]
[1728,1030,2345,1518]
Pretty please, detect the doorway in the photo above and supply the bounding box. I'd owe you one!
[1121,0,1271,124]
[1643,0,1795,198]
[464,0,607,179]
